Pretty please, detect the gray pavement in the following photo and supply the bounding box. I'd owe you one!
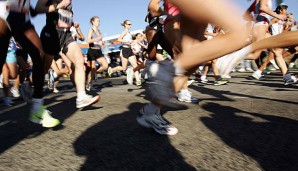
[0,70,298,171]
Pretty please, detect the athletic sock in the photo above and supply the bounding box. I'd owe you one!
[77,91,87,100]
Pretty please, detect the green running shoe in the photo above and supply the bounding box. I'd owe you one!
[30,106,60,128]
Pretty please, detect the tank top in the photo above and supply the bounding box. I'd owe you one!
[271,20,284,35]
[89,28,102,49]
[122,30,132,47]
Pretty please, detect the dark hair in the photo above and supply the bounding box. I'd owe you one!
[121,20,130,26]
[274,5,288,14]
[90,16,99,25]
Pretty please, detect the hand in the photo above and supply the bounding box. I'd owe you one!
[278,14,287,21]
[59,0,71,8]
[95,36,102,41]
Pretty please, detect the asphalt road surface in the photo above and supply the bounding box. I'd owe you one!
[1,71,298,171]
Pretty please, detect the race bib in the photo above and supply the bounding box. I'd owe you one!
[57,9,73,29]
[6,0,29,13]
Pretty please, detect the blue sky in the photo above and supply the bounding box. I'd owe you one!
[30,0,298,42]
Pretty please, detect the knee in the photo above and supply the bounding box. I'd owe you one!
[102,63,108,70]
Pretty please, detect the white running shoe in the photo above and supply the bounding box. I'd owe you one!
[200,75,209,84]
[187,80,195,86]
[76,94,100,108]
[126,67,134,85]
[237,68,246,72]
[10,87,20,98]
[177,90,199,103]
[288,62,295,69]
[53,88,59,93]
[252,71,262,80]
[246,67,254,72]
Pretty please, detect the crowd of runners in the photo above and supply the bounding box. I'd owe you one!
[0,0,297,135]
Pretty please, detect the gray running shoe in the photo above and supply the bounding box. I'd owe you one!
[284,74,297,85]
[137,108,178,135]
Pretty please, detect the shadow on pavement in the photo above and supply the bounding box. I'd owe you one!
[0,95,77,154]
[191,85,298,105]
[200,102,298,171]
[74,102,196,170]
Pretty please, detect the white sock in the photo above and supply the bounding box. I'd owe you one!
[77,91,87,100]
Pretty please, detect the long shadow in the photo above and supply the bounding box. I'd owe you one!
[191,85,298,105]
[200,102,298,171]
[73,102,196,170]
[0,94,78,154]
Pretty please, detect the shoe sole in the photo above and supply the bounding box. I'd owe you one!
[177,98,199,103]
[76,95,101,108]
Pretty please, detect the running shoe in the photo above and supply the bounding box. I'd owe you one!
[29,106,60,128]
[10,87,20,98]
[246,67,254,72]
[284,74,298,85]
[76,94,100,108]
[126,67,134,85]
[200,75,209,84]
[288,62,295,69]
[177,90,199,103]
[53,88,59,93]
[137,108,178,135]
[147,60,176,107]
[187,79,195,86]
[136,80,142,86]
[251,71,262,80]
[107,67,113,77]
[86,84,91,91]
[214,78,229,86]
[237,68,246,72]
